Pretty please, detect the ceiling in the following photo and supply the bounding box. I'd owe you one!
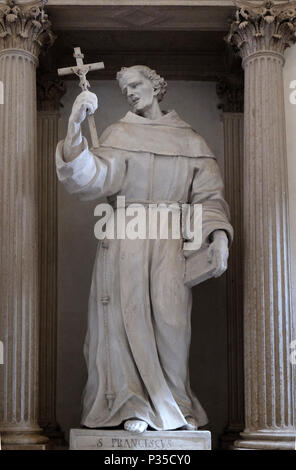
[42,4,242,81]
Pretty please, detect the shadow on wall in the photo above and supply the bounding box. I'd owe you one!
[190,276,228,450]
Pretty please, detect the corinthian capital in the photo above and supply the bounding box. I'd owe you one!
[37,72,66,111]
[0,0,55,57]
[216,74,244,113]
[226,1,296,61]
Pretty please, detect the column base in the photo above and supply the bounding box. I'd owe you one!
[0,424,49,448]
[234,431,296,450]
[3,443,52,450]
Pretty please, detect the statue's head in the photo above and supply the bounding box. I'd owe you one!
[116,65,167,115]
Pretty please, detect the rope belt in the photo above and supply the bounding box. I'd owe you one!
[109,199,187,209]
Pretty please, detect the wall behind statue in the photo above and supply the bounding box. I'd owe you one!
[56,80,227,448]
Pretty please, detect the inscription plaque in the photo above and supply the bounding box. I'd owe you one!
[70,429,211,450]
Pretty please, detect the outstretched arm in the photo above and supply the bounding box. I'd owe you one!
[56,90,126,201]
[63,90,98,162]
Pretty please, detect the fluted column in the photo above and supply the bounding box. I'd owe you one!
[37,74,65,444]
[222,112,245,447]
[217,76,245,448]
[0,1,55,449]
[227,1,296,450]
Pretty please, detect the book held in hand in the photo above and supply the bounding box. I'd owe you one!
[184,244,217,288]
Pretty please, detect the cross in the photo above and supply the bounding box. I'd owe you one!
[57,47,105,148]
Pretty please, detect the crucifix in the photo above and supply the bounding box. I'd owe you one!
[57,47,104,148]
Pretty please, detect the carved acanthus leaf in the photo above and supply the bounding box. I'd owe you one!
[216,74,244,113]
[0,1,56,56]
[226,1,296,59]
[37,72,66,111]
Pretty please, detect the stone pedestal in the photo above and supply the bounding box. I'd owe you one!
[0,1,55,449]
[70,429,211,450]
[227,1,296,450]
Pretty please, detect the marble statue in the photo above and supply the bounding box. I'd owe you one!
[56,65,233,434]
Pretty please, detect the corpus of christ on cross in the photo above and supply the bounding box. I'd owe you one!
[58,47,104,148]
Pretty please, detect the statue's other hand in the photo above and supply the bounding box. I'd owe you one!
[208,230,229,278]
[70,90,98,125]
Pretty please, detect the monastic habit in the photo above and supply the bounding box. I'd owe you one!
[56,110,233,430]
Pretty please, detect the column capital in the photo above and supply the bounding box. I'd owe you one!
[0,0,56,58]
[226,1,296,64]
[37,72,66,111]
[216,74,244,113]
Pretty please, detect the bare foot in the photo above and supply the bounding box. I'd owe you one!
[182,416,197,430]
[124,419,148,433]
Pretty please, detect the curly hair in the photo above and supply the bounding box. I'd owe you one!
[116,65,167,102]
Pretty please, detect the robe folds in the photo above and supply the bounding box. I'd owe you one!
[56,110,233,431]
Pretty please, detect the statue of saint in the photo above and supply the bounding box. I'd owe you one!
[56,65,233,434]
